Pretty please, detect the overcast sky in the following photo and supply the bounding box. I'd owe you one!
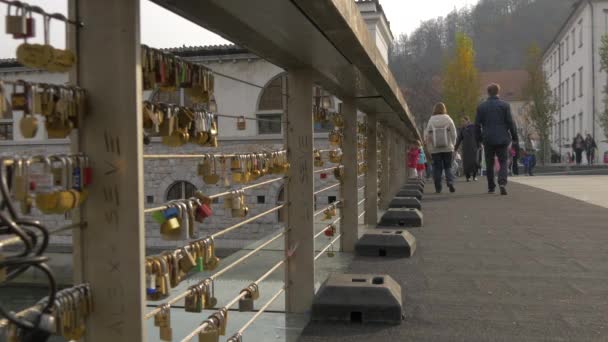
[0,0,476,59]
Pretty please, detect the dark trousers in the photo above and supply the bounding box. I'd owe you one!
[512,156,519,175]
[432,152,454,191]
[527,155,536,175]
[575,149,583,165]
[586,150,594,165]
[484,144,509,190]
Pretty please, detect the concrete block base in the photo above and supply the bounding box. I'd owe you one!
[389,197,421,210]
[312,274,403,324]
[396,189,422,200]
[378,208,423,228]
[355,229,416,258]
[402,183,424,193]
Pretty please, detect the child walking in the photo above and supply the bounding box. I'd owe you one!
[407,143,421,179]
[417,147,426,180]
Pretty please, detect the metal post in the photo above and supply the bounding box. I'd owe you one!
[340,98,358,252]
[365,114,378,226]
[379,126,391,209]
[76,0,145,340]
[285,69,315,313]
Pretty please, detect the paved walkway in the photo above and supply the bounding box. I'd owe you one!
[512,175,608,209]
[299,178,608,342]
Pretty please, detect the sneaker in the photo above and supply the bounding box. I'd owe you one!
[473,177,478,181]
[500,186,508,196]
[488,188,496,194]
[448,184,456,193]
[466,178,470,182]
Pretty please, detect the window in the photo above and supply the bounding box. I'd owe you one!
[0,122,13,140]
[579,67,583,97]
[572,74,576,102]
[566,37,569,61]
[258,76,284,111]
[146,195,154,204]
[572,115,576,137]
[572,29,576,54]
[257,113,282,135]
[559,43,564,65]
[257,196,265,204]
[579,20,583,47]
[566,79,569,104]
[579,113,583,134]
[166,181,197,201]
[566,118,570,141]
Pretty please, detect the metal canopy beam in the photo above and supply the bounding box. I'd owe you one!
[150,0,419,140]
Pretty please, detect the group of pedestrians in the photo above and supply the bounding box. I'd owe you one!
[420,83,518,196]
[571,133,597,165]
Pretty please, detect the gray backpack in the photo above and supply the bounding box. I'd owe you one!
[429,122,450,148]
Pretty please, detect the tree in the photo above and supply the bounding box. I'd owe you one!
[598,34,608,143]
[442,32,480,123]
[523,44,556,164]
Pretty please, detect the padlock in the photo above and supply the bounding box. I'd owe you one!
[178,247,197,274]
[195,202,213,223]
[198,320,219,342]
[160,217,181,239]
[238,283,259,312]
[236,116,246,130]
[10,81,28,112]
[5,5,27,36]
[12,8,35,39]
[185,286,202,313]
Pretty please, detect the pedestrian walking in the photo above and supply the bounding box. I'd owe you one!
[524,134,537,176]
[425,102,457,193]
[407,143,420,179]
[572,133,585,165]
[454,116,480,182]
[475,83,518,195]
[585,134,597,165]
[417,147,427,180]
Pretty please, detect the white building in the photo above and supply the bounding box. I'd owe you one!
[543,0,608,163]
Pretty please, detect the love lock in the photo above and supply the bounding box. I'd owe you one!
[238,283,259,312]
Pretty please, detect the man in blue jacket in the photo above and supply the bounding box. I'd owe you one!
[475,84,518,195]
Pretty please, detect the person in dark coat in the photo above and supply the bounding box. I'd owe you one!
[585,134,597,165]
[572,133,585,165]
[454,116,480,181]
[475,83,518,195]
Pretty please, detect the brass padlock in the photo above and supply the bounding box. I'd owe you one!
[236,116,246,130]
[160,217,181,239]
[5,4,27,36]
[198,320,219,342]
[178,247,197,274]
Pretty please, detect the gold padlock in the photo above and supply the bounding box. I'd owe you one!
[161,217,181,239]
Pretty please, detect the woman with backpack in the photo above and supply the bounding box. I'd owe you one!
[425,102,458,193]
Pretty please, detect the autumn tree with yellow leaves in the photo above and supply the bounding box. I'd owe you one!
[442,32,480,124]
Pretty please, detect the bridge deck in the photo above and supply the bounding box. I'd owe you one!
[299,179,608,341]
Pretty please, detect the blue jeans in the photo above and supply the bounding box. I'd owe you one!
[432,152,454,191]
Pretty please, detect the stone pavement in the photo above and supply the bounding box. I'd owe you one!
[299,178,608,342]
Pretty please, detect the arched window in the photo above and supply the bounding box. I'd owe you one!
[256,74,287,135]
[256,73,335,134]
[166,181,197,201]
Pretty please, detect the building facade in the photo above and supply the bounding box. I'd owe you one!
[543,0,608,163]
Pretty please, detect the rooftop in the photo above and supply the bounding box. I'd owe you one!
[479,70,528,101]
